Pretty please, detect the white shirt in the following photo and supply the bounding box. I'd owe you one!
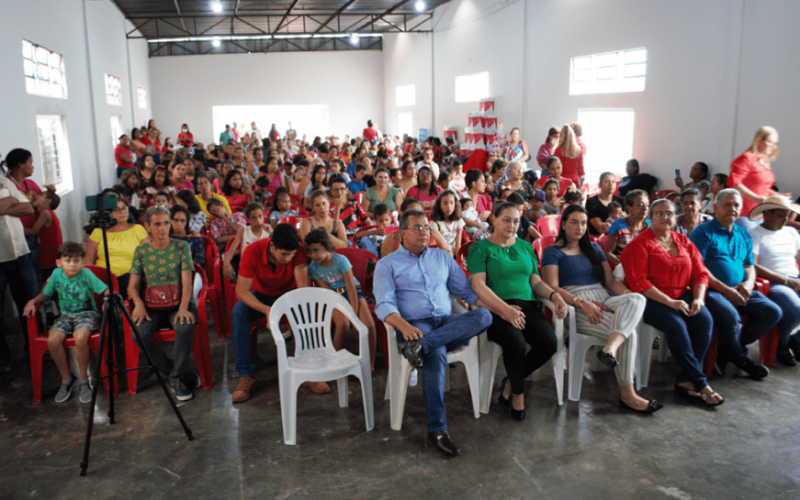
[0,178,31,262]
[415,160,440,178]
[251,128,263,141]
[749,224,800,278]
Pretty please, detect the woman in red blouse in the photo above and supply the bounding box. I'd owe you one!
[729,126,779,228]
[621,199,723,406]
[553,124,585,187]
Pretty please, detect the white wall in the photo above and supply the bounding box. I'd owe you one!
[127,28,153,130]
[432,0,526,140]
[0,0,150,242]
[148,51,385,146]
[382,33,433,138]
[383,0,800,193]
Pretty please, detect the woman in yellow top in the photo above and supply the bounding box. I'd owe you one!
[83,198,149,296]
[195,173,232,217]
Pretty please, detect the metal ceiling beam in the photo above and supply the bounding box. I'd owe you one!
[313,0,358,33]
[352,0,413,32]
[274,0,301,32]
[172,0,188,32]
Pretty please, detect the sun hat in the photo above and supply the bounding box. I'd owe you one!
[748,194,800,220]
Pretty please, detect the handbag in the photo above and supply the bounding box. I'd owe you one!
[144,284,181,310]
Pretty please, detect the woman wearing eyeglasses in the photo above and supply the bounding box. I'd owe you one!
[83,198,149,296]
[620,199,722,407]
[468,201,567,420]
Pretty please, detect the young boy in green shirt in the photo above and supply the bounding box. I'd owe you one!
[24,242,108,403]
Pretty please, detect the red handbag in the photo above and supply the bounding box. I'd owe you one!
[144,284,181,310]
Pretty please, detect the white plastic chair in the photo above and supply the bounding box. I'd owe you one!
[478,299,566,413]
[268,288,374,445]
[382,323,481,431]
[635,321,669,391]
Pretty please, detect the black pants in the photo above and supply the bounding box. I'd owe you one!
[487,299,557,395]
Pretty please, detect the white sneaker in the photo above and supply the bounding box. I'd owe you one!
[408,368,418,387]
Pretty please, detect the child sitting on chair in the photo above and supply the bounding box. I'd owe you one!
[606,201,624,223]
[268,189,299,229]
[304,228,377,370]
[23,242,108,404]
[358,203,392,257]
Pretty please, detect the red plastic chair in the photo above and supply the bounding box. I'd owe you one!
[279,214,310,229]
[350,225,398,247]
[200,236,226,338]
[701,278,778,376]
[656,190,678,200]
[215,238,239,337]
[333,248,389,368]
[532,235,557,263]
[289,193,303,207]
[536,215,561,237]
[26,265,120,402]
[123,263,214,394]
[457,241,475,277]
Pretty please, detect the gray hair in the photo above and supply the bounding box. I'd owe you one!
[715,188,741,204]
[695,180,710,191]
[145,205,170,224]
[648,199,675,218]
[399,209,426,230]
[507,161,522,172]
[680,188,701,202]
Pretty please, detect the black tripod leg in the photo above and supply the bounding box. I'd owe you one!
[80,301,111,476]
[118,300,194,441]
[105,306,115,424]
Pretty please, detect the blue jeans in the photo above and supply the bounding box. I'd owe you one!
[642,291,712,390]
[704,289,782,364]
[398,308,493,433]
[357,236,379,257]
[0,252,40,361]
[133,302,198,383]
[765,284,800,345]
[231,291,278,377]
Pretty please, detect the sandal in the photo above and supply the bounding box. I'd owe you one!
[699,388,724,407]
[674,384,704,404]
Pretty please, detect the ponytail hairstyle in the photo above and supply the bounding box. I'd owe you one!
[1,148,33,174]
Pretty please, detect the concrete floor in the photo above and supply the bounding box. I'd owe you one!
[2,322,800,500]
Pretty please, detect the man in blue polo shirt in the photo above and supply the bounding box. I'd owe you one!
[689,188,781,378]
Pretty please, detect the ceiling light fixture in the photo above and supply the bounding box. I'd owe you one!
[350,33,359,44]
[415,0,426,12]
[211,2,222,13]
[212,38,221,47]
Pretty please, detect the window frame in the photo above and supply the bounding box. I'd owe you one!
[569,48,647,95]
[105,73,122,106]
[22,39,68,99]
[35,115,73,195]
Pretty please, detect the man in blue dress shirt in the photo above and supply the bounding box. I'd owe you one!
[689,189,781,378]
[375,209,492,457]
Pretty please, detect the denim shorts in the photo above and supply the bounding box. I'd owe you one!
[341,288,365,304]
[51,312,100,336]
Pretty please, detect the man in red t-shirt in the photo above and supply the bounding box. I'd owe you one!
[231,224,309,402]
[114,135,134,179]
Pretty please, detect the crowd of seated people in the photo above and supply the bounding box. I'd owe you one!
[4,118,799,458]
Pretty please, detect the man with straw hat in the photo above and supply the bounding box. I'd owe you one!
[748,195,800,366]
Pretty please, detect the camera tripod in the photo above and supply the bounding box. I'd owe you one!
[80,209,193,477]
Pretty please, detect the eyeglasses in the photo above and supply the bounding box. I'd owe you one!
[652,211,676,218]
[113,206,128,213]
[406,225,431,234]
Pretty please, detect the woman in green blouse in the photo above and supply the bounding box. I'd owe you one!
[468,201,567,420]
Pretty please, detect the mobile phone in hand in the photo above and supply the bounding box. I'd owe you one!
[675,168,681,179]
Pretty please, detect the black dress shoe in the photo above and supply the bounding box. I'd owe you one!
[733,357,769,379]
[788,337,800,362]
[401,340,424,368]
[596,349,618,368]
[777,346,797,367]
[619,398,664,414]
[428,431,460,457]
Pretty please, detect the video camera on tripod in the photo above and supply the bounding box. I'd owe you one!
[78,192,193,477]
